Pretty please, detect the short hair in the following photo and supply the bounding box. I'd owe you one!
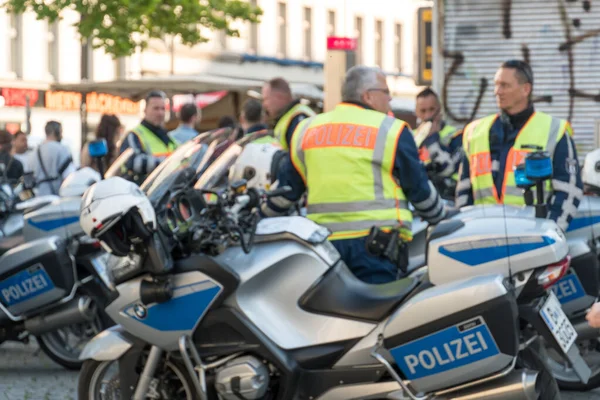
[416,87,440,101]
[14,130,26,139]
[145,90,167,104]
[242,99,262,123]
[0,130,11,146]
[342,65,385,103]
[179,103,199,124]
[218,115,237,129]
[266,77,292,96]
[45,120,62,137]
[500,59,534,86]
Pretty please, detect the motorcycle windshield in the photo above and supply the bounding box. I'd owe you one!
[140,127,236,197]
[193,129,272,191]
[104,148,134,179]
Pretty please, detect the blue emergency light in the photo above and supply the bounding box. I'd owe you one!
[524,151,553,181]
[514,164,533,188]
[88,139,108,159]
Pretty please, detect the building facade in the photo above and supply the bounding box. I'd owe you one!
[0,0,432,162]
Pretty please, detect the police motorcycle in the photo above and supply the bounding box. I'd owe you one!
[74,135,585,400]
[0,140,116,369]
[406,149,600,391]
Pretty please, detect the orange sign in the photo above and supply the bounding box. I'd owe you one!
[45,91,140,115]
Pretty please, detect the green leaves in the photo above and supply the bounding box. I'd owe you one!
[2,0,262,58]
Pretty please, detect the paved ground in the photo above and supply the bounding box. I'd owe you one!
[0,340,597,400]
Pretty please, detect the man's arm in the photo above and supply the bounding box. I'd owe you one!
[548,132,583,231]
[285,114,309,150]
[455,152,474,208]
[421,129,464,178]
[260,154,306,216]
[119,132,160,176]
[395,126,446,224]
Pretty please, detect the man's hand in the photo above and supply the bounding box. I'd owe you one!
[586,302,600,328]
[429,111,442,135]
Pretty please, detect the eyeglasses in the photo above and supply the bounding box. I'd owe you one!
[502,59,533,85]
[368,88,391,95]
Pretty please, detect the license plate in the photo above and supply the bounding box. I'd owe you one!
[540,291,577,353]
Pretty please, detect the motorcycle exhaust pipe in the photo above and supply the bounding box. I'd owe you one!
[436,369,539,400]
[24,296,97,336]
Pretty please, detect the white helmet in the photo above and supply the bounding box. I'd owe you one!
[228,142,284,191]
[59,167,102,197]
[583,148,600,189]
[80,177,156,256]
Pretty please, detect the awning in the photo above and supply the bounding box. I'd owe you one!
[50,73,324,102]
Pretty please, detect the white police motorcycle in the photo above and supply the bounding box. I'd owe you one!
[72,138,587,400]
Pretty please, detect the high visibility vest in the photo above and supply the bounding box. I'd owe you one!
[290,103,413,241]
[131,124,177,158]
[464,111,572,205]
[274,103,316,150]
[418,124,460,181]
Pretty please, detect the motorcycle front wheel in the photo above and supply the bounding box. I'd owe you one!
[78,358,198,400]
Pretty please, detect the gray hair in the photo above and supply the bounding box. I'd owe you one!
[342,66,385,103]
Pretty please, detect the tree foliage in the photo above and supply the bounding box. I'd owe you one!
[3,0,262,58]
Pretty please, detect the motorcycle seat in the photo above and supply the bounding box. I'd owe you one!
[0,235,25,255]
[299,261,419,322]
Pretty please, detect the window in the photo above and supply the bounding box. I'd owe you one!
[303,7,312,59]
[249,0,258,54]
[81,37,94,80]
[47,21,59,80]
[9,13,23,78]
[375,20,383,68]
[354,16,363,65]
[277,2,287,57]
[395,23,402,72]
[327,10,336,37]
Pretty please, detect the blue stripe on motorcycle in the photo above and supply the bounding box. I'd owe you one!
[390,317,500,380]
[0,266,55,306]
[551,273,586,305]
[28,216,80,232]
[127,283,221,331]
[439,236,555,266]
[566,216,600,232]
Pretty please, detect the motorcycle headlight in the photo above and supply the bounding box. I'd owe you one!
[107,253,144,286]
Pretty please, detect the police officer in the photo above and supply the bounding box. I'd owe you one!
[119,90,177,177]
[414,88,462,197]
[261,66,446,284]
[261,77,316,150]
[456,60,583,232]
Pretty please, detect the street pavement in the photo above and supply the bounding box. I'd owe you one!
[0,340,596,400]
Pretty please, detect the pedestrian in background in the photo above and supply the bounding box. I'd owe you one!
[81,114,122,172]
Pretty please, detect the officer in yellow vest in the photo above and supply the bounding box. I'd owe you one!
[262,77,316,150]
[413,88,462,199]
[456,60,583,232]
[119,90,177,177]
[261,66,447,284]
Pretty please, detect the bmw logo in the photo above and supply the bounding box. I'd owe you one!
[134,304,147,319]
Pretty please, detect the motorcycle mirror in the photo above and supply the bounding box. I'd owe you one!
[88,139,109,159]
[230,179,248,194]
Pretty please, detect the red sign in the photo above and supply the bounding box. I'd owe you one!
[1,88,40,107]
[171,91,228,113]
[327,37,357,51]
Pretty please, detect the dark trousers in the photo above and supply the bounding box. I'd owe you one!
[331,237,398,284]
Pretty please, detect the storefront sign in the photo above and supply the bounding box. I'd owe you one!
[327,37,357,51]
[0,88,44,108]
[45,91,141,115]
[171,91,228,113]
[415,7,433,86]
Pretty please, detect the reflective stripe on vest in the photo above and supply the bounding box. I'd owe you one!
[131,124,177,158]
[464,111,570,205]
[274,103,316,150]
[290,103,412,240]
